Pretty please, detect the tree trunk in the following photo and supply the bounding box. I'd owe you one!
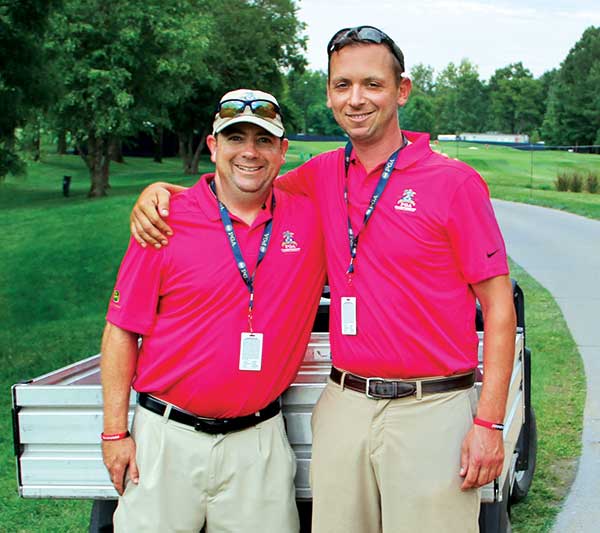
[190,130,208,176]
[179,128,208,175]
[57,130,67,154]
[178,131,194,174]
[110,138,124,163]
[87,132,111,197]
[31,128,41,162]
[153,127,163,163]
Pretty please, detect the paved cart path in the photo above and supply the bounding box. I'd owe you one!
[492,200,600,533]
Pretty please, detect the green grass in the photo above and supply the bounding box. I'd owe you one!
[0,144,589,531]
[289,140,600,220]
[436,142,600,219]
[508,261,585,532]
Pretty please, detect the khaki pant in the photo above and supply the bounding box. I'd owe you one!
[310,380,480,533]
[114,405,299,533]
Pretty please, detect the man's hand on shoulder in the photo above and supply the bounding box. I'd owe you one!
[459,425,504,490]
[102,436,139,495]
[131,182,186,249]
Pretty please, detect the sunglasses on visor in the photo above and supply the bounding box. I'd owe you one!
[327,26,405,73]
[217,99,281,119]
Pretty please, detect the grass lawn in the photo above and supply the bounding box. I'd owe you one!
[0,142,592,530]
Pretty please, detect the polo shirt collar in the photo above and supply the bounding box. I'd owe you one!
[192,173,275,227]
[348,130,432,174]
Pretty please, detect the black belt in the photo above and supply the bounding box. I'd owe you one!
[138,393,280,435]
[330,367,475,400]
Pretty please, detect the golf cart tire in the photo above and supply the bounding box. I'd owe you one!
[510,407,537,504]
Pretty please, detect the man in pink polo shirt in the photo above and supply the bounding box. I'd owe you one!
[129,27,516,533]
[101,89,326,533]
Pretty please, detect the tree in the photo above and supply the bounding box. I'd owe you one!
[487,62,545,135]
[0,0,60,177]
[400,94,436,135]
[434,60,487,135]
[542,26,600,146]
[170,0,307,175]
[47,0,208,196]
[409,63,435,96]
[399,63,436,135]
[283,69,342,136]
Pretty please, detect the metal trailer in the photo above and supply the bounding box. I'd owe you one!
[12,283,536,532]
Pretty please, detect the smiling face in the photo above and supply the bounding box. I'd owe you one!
[327,43,411,150]
[206,123,288,207]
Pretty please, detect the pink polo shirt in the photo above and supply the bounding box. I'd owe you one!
[107,174,326,417]
[277,131,508,378]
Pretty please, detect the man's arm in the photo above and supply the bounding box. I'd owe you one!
[460,274,516,490]
[100,322,140,495]
[130,182,187,248]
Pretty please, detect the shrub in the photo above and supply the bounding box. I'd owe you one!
[586,172,599,194]
[555,172,570,191]
[569,172,583,193]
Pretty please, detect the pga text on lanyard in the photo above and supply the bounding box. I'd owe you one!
[341,139,406,335]
[210,180,274,371]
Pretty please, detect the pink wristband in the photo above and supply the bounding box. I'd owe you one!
[473,417,504,431]
[101,430,130,441]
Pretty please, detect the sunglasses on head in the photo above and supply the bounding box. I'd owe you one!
[327,26,405,72]
[217,99,281,120]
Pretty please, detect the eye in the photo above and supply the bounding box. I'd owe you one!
[257,136,274,145]
[226,134,243,142]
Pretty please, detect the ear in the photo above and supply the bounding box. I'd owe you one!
[206,134,217,163]
[397,77,412,108]
[326,83,333,109]
[280,138,289,166]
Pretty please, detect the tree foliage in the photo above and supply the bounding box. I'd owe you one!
[171,0,307,175]
[542,26,600,146]
[47,0,209,196]
[0,0,60,177]
[399,63,436,135]
[488,62,545,135]
[283,69,343,136]
[433,60,488,135]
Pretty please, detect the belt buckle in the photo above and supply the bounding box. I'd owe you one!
[366,377,415,399]
[194,417,228,435]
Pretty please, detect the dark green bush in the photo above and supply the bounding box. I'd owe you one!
[569,172,583,192]
[555,172,570,191]
[586,172,598,194]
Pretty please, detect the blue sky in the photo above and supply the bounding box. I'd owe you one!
[297,0,600,80]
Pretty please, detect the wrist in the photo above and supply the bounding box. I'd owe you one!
[101,430,130,441]
[473,417,504,431]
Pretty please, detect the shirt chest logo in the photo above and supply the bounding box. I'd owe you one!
[281,230,301,253]
[394,189,417,212]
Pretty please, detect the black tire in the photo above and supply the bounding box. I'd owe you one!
[297,499,312,532]
[479,477,512,533]
[89,499,117,533]
[511,407,537,504]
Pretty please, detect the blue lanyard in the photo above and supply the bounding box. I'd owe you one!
[210,180,275,330]
[343,139,406,276]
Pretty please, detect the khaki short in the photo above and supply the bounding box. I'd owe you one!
[310,380,480,533]
[113,405,299,533]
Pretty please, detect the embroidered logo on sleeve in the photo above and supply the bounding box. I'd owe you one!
[281,230,301,253]
[395,189,417,212]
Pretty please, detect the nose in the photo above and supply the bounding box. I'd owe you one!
[348,85,365,108]
[240,139,259,159]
